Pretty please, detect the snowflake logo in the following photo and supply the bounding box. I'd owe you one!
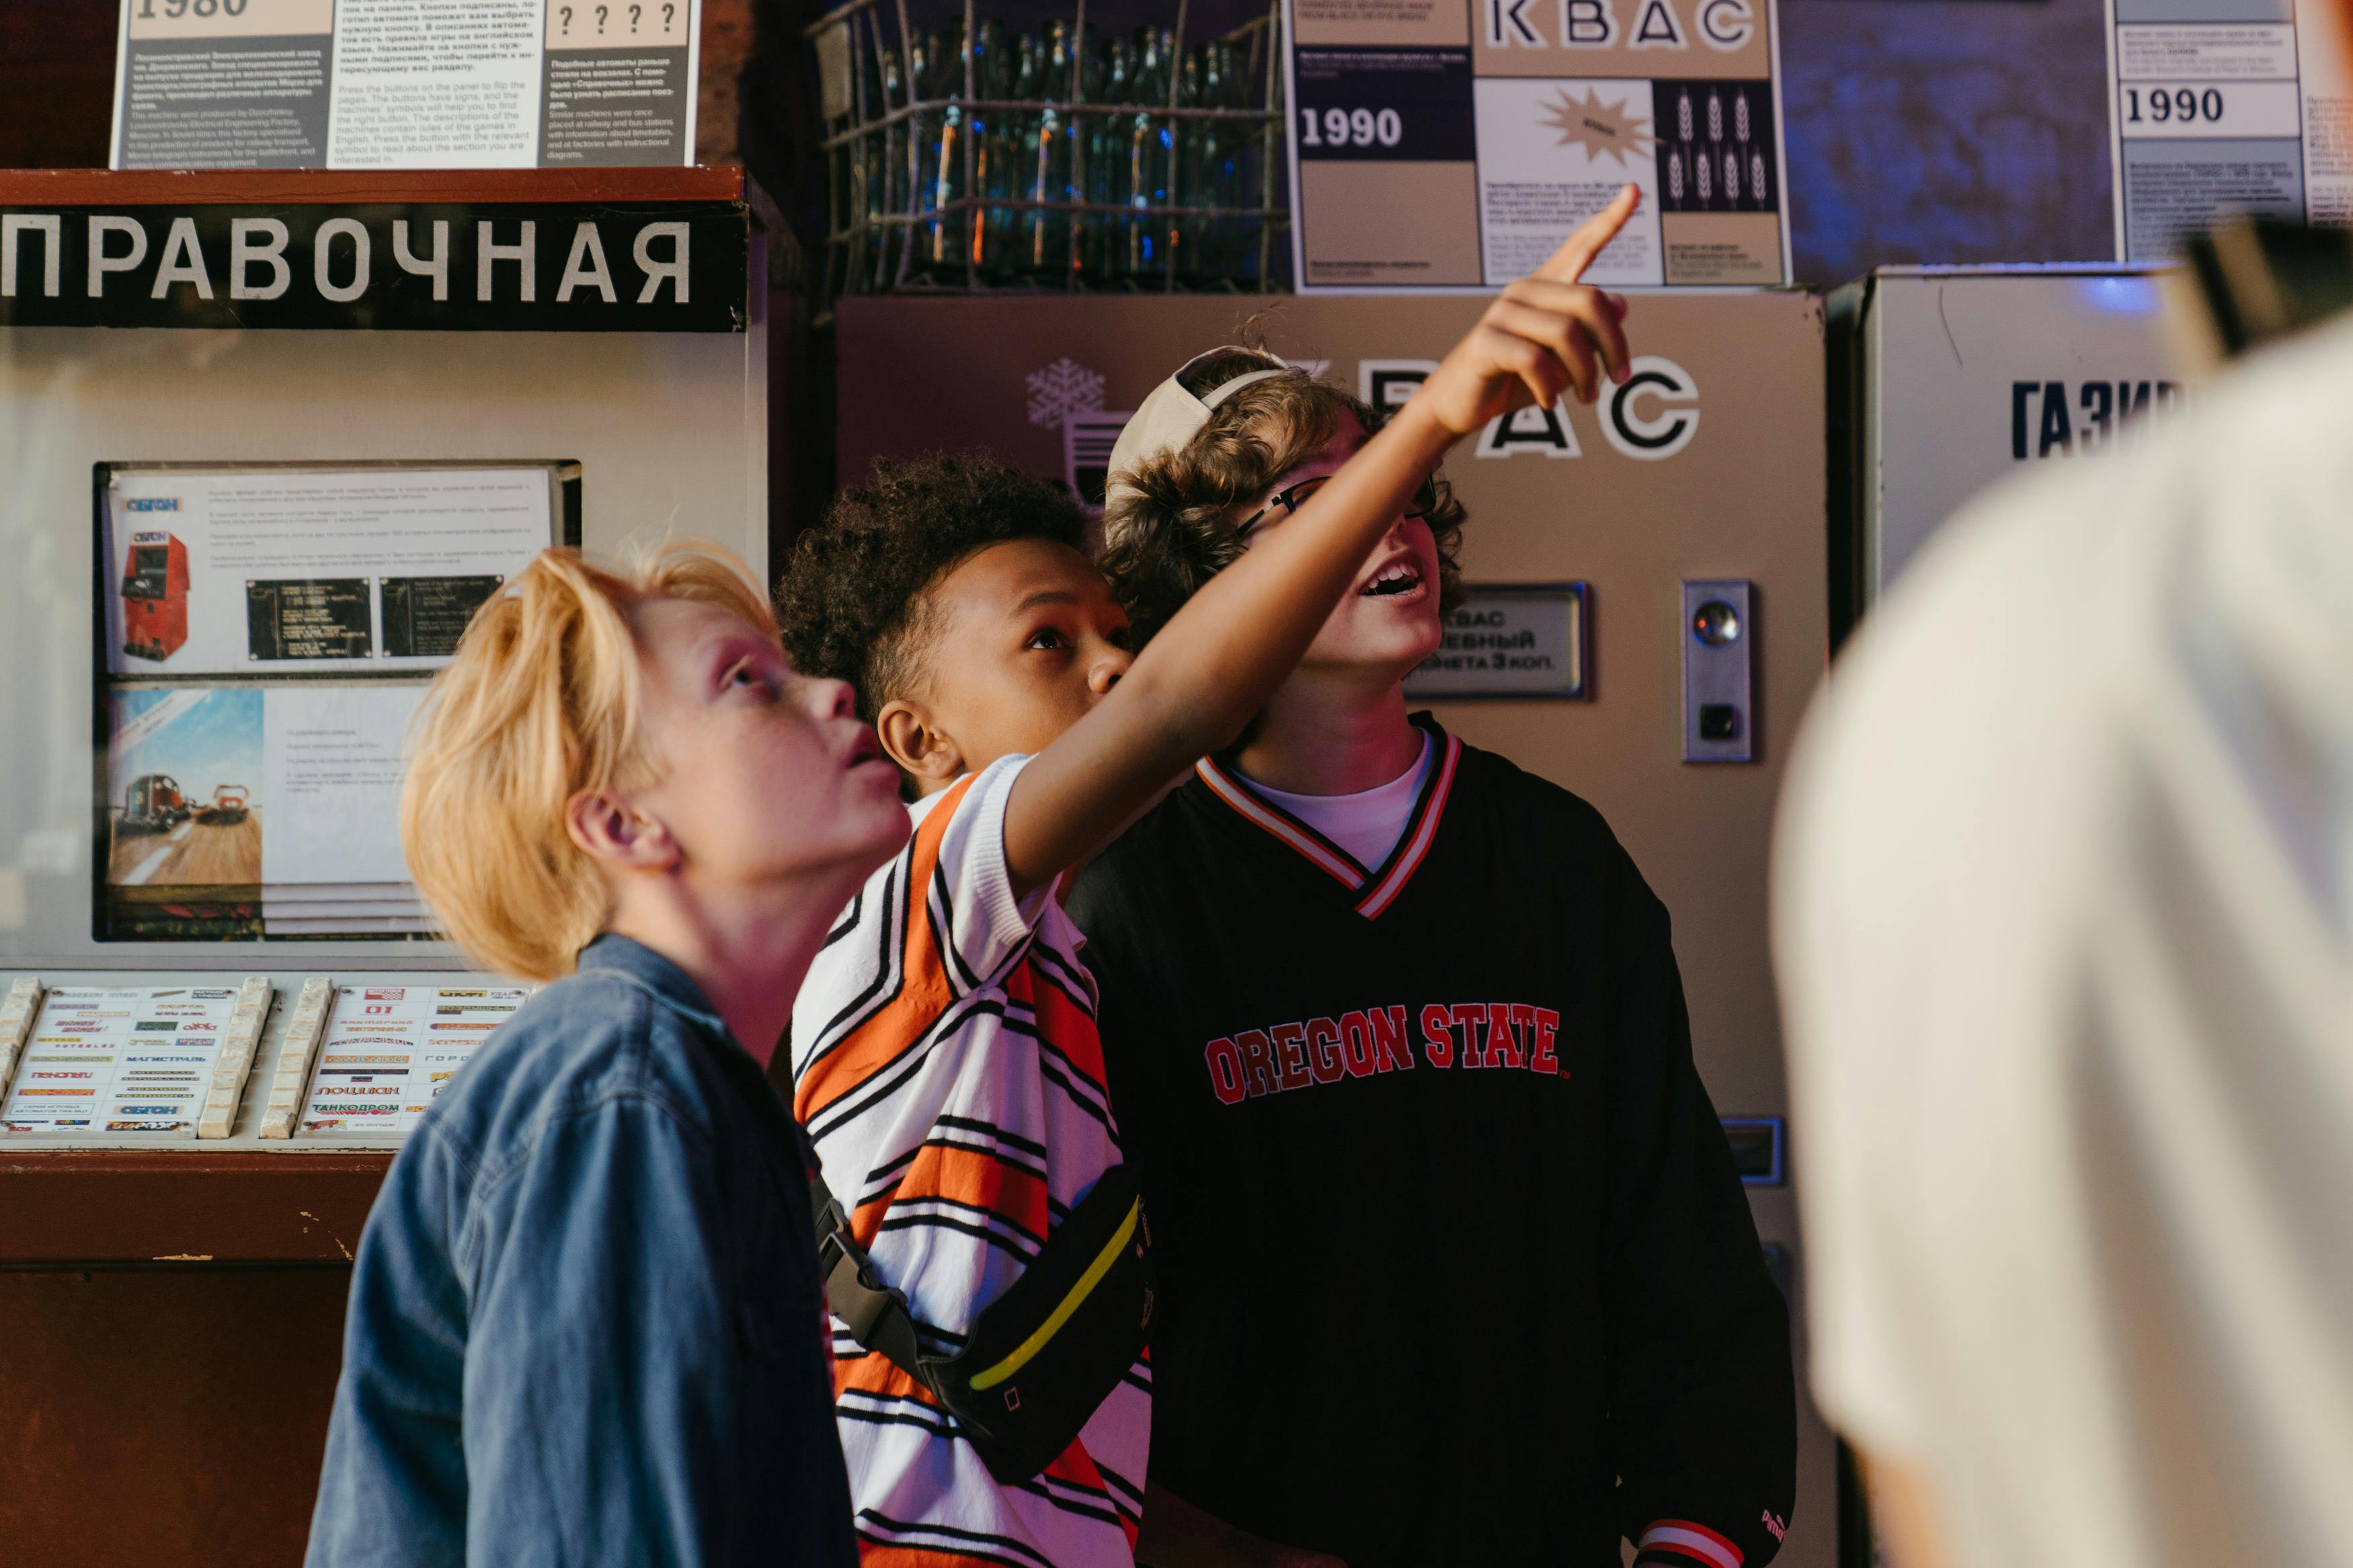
[1026,358,1107,429]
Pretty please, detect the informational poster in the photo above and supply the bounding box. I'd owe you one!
[297,984,530,1135]
[97,682,434,937]
[1,985,241,1137]
[112,0,702,171]
[93,462,567,941]
[1284,0,1792,288]
[2107,0,2353,258]
[104,466,555,676]
[104,683,427,911]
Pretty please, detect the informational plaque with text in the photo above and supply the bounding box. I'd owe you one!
[1284,0,1792,289]
[2107,0,2353,257]
[112,0,703,170]
[297,984,532,1136]
[1,985,241,1137]
[92,461,570,940]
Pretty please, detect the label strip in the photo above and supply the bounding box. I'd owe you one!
[198,975,275,1140]
[0,977,42,1101]
[258,977,332,1141]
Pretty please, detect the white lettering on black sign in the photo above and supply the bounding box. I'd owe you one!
[0,201,745,332]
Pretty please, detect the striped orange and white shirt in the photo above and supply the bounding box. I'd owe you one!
[792,754,1149,1568]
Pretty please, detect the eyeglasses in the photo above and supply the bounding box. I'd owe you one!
[1235,473,1441,539]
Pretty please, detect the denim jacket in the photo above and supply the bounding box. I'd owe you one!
[306,935,857,1568]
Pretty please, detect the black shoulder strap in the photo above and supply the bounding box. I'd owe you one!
[809,1167,929,1380]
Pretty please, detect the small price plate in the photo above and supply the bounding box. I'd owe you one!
[1404,582,1589,700]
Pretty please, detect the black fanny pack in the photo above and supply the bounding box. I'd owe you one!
[813,1161,1154,1483]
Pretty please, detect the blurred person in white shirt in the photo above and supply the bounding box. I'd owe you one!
[1773,274,2353,1562]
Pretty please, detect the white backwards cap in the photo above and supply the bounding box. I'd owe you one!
[1104,347,1296,511]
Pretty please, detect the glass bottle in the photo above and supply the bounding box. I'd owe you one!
[1231,36,1271,288]
[910,30,945,276]
[1205,40,1247,286]
[879,45,908,286]
[1174,45,1205,284]
[924,22,972,277]
[1029,21,1076,282]
[1123,27,1170,281]
[1000,32,1037,283]
[1082,37,1133,284]
[969,19,1011,280]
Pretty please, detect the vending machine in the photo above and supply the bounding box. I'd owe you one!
[1830,264,2184,639]
[119,528,190,663]
[836,290,1838,1568]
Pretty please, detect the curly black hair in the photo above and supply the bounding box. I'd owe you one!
[1099,357,1466,649]
[775,452,1088,722]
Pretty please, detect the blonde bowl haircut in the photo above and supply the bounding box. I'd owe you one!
[1099,364,1467,649]
[400,541,779,982]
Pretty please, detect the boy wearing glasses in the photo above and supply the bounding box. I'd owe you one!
[1070,186,1799,1568]
[771,198,1649,1567]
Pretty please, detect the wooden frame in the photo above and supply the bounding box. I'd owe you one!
[0,166,748,206]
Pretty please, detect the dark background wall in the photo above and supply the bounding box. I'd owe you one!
[4,0,2117,282]
[1778,0,2115,278]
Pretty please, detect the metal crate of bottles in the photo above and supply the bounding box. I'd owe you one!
[807,0,1290,304]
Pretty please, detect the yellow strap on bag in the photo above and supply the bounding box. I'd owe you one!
[969,1198,1142,1390]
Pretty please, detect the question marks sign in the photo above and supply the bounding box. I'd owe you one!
[629,2,641,28]
[559,3,571,32]
[662,2,675,29]
[595,3,607,32]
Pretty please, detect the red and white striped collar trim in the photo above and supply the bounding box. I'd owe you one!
[1193,720,1462,921]
[1637,1520,1743,1568]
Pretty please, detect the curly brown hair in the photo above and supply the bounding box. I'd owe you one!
[775,452,1088,721]
[1099,351,1467,649]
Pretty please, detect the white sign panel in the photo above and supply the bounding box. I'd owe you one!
[298,984,530,1137]
[1,985,241,1137]
[1858,267,2184,604]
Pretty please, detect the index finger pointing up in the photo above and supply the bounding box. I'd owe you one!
[1535,183,1641,284]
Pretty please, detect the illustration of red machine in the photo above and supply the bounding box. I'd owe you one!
[121,774,191,834]
[122,530,190,662]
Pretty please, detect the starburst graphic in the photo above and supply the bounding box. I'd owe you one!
[1025,358,1107,429]
[1538,88,1655,165]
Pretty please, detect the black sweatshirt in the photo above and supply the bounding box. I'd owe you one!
[1066,717,1795,1568]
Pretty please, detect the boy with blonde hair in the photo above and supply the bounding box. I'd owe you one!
[775,190,1643,1568]
[308,542,906,1568]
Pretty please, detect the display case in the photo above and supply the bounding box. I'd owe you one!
[803,0,1292,306]
[0,165,772,1565]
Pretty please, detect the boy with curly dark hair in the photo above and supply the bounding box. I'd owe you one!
[773,193,1645,1568]
[776,455,1090,730]
[1067,184,1798,1568]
